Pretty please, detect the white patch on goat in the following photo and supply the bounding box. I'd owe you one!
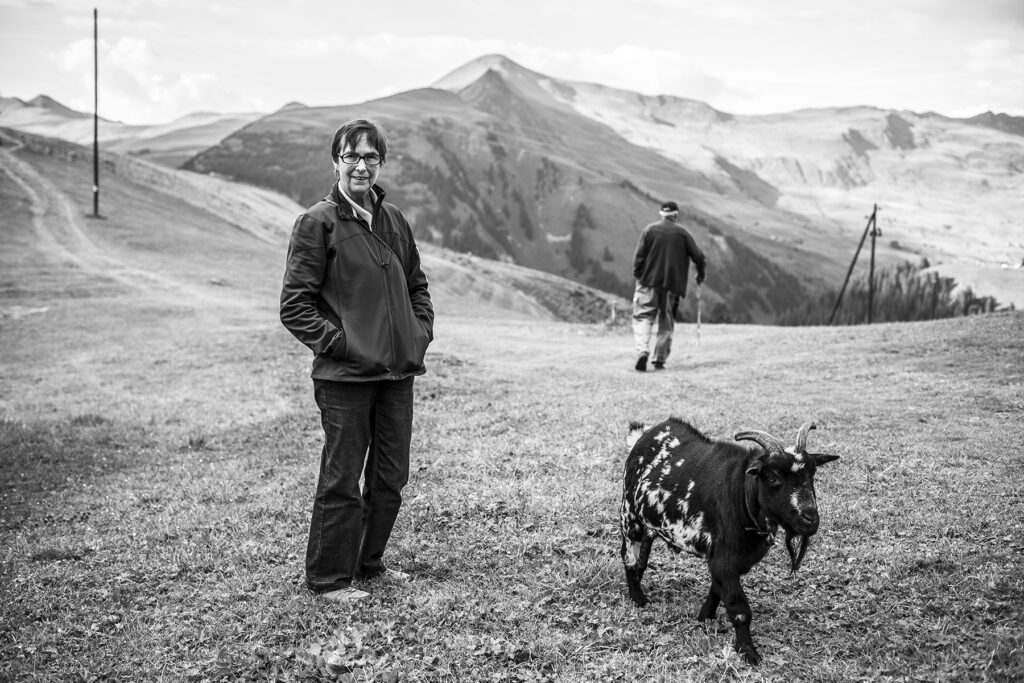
[789,449,806,472]
[625,425,648,451]
[640,443,675,483]
[661,511,712,557]
[653,429,671,444]
[676,495,689,517]
[790,489,816,514]
[675,481,696,515]
[667,436,680,448]
[624,541,644,567]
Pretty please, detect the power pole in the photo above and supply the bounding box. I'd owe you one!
[828,205,879,325]
[867,204,880,323]
[92,7,100,218]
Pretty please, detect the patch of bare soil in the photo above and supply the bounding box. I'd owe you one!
[0,133,254,313]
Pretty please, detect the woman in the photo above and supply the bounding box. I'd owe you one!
[280,119,434,601]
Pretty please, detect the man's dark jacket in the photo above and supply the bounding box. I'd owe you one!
[280,183,433,382]
[633,219,707,297]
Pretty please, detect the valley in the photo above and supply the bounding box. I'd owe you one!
[4,53,1022,318]
[0,125,1021,682]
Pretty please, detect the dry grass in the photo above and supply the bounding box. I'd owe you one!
[4,313,1022,682]
[2,138,1023,682]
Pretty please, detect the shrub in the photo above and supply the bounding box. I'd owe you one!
[775,260,1001,325]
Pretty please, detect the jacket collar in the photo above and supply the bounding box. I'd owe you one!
[325,182,387,219]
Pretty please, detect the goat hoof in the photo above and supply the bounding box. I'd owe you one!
[737,645,761,666]
[628,592,648,607]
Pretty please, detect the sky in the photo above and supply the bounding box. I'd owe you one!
[1,0,1022,125]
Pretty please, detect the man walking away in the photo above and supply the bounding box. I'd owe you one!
[631,200,707,371]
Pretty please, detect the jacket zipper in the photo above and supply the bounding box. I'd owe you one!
[369,198,399,379]
[330,192,402,380]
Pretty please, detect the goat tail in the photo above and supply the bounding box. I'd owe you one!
[626,421,648,452]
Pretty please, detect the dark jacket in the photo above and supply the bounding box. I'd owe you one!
[633,219,707,297]
[280,183,433,382]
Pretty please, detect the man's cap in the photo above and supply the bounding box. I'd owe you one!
[659,200,679,214]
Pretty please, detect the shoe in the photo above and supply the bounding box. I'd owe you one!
[321,586,370,602]
[360,567,410,582]
[634,354,649,372]
[652,361,665,370]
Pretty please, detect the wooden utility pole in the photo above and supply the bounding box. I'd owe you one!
[92,7,100,218]
[828,205,878,325]
[867,204,880,323]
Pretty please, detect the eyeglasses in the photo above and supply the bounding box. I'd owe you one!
[339,152,382,167]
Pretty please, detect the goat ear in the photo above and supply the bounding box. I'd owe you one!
[810,453,840,467]
[745,456,764,477]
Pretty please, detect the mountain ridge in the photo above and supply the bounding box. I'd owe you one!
[1,126,625,325]
[5,54,1022,312]
[184,63,819,322]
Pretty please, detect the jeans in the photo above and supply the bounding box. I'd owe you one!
[632,284,679,363]
[306,377,414,592]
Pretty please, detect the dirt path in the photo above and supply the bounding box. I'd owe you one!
[0,135,254,312]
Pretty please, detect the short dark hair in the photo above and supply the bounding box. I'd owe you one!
[330,119,388,163]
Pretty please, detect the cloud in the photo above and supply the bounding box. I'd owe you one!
[268,32,727,102]
[958,38,1024,115]
[549,45,727,101]
[30,1,1023,122]
[57,35,261,122]
[662,0,1024,27]
[964,37,1024,70]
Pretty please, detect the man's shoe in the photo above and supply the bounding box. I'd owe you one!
[635,354,649,372]
[652,361,665,370]
[321,586,370,602]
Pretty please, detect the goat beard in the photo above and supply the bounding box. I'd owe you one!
[785,532,811,572]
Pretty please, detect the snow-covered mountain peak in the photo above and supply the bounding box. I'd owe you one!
[432,54,534,92]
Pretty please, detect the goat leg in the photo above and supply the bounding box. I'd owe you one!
[697,578,721,621]
[621,534,652,606]
[715,566,761,665]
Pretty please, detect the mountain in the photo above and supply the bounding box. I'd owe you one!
[963,111,1024,137]
[483,66,1023,308]
[1,127,623,325]
[183,56,1024,318]
[15,54,1020,318]
[104,111,264,167]
[184,59,815,322]
[26,94,90,119]
[435,57,1024,311]
[0,94,260,168]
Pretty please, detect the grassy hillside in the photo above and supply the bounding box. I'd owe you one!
[0,129,623,325]
[0,100,260,170]
[8,66,1022,318]
[182,78,811,323]
[2,132,1022,682]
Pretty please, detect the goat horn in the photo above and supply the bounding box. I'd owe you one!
[734,430,786,457]
[795,422,817,453]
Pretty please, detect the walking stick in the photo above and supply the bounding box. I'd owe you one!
[696,283,702,348]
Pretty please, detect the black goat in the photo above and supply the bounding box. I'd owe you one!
[620,418,839,665]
